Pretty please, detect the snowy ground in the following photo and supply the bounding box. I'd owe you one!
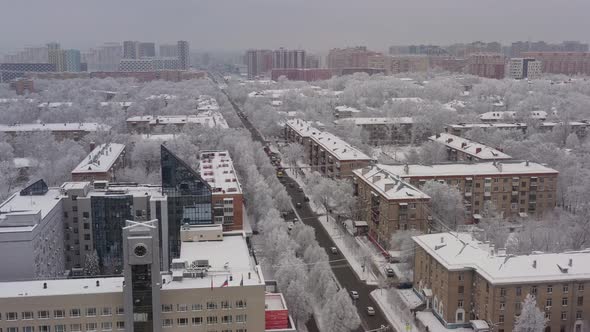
[370,289,420,332]
[416,312,472,332]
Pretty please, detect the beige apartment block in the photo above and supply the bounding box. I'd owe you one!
[413,232,590,332]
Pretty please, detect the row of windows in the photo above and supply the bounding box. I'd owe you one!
[498,284,584,297]
[161,301,247,313]
[4,322,124,332]
[498,310,583,324]
[2,308,124,321]
[162,314,247,326]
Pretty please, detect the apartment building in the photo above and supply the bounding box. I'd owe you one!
[199,151,244,232]
[367,54,430,75]
[71,143,126,182]
[521,52,590,76]
[0,180,65,281]
[0,123,110,141]
[126,112,229,134]
[0,221,294,332]
[272,48,305,69]
[352,165,431,247]
[468,53,506,79]
[446,123,528,137]
[284,119,372,178]
[413,232,590,332]
[327,46,381,74]
[381,161,558,220]
[509,58,542,79]
[335,117,418,145]
[480,111,549,122]
[245,49,273,79]
[430,133,512,162]
[334,105,362,118]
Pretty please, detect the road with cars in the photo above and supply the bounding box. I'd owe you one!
[211,72,393,332]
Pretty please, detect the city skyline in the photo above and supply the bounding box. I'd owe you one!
[1,0,590,54]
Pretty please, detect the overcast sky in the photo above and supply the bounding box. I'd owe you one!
[1,0,589,53]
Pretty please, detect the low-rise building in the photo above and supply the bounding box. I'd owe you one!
[0,122,110,141]
[480,111,548,122]
[71,143,126,182]
[126,112,229,133]
[353,165,431,247]
[334,105,362,118]
[381,161,558,219]
[446,123,528,137]
[430,133,512,162]
[335,117,417,145]
[0,180,65,281]
[284,119,372,178]
[413,232,590,332]
[199,151,245,232]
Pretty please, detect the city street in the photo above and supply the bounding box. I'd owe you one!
[215,73,392,332]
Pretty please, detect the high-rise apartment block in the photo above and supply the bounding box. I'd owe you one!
[413,232,590,332]
[272,48,305,69]
[47,42,65,72]
[63,49,82,72]
[159,44,178,58]
[327,46,381,73]
[123,41,139,59]
[177,40,190,70]
[0,63,55,82]
[467,53,506,79]
[509,58,542,79]
[521,52,590,76]
[245,49,273,79]
[368,54,430,74]
[138,42,156,58]
[83,43,122,72]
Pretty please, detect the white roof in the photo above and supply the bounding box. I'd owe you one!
[127,112,229,129]
[0,123,110,133]
[99,101,134,107]
[199,151,242,195]
[430,133,512,160]
[196,95,219,111]
[146,94,177,100]
[390,97,424,103]
[443,100,467,112]
[448,123,527,130]
[140,134,179,141]
[0,188,63,232]
[12,158,36,168]
[480,111,547,121]
[414,232,590,284]
[265,293,287,310]
[0,277,125,298]
[353,166,429,201]
[380,161,558,179]
[38,102,73,108]
[271,100,283,107]
[72,143,125,174]
[286,119,371,161]
[334,105,362,113]
[336,117,413,126]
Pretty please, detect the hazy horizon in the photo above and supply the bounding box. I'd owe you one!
[1,0,590,54]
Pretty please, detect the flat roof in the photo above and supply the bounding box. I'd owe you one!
[127,112,229,129]
[480,111,547,120]
[37,102,73,108]
[0,123,110,133]
[390,97,424,103]
[196,95,219,111]
[0,188,63,232]
[353,166,429,201]
[199,151,242,195]
[99,102,134,107]
[72,143,125,174]
[334,105,361,113]
[429,133,512,160]
[336,117,413,125]
[448,123,527,130]
[265,293,287,310]
[286,119,371,161]
[380,161,558,178]
[414,232,590,284]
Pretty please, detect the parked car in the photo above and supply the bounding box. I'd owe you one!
[350,291,359,300]
[304,197,310,202]
[396,282,413,289]
[385,267,395,277]
[297,187,303,192]
[367,306,375,316]
[296,202,302,208]
[330,247,338,254]
[287,222,294,230]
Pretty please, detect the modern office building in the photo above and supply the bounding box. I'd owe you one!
[0,221,290,332]
[71,143,126,182]
[353,165,431,247]
[138,42,156,58]
[198,151,244,232]
[0,180,65,281]
[413,232,590,332]
[2,46,49,63]
[468,53,506,79]
[0,123,110,141]
[272,48,305,69]
[521,52,590,76]
[83,43,122,72]
[429,133,512,162]
[335,117,418,145]
[123,41,139,59]
[126,112,229,133]
[159,44,178,58]
[177,40,190,70]
[245,49,273,79]
[0,63,55,82]
[380,161,558,220]
[509,58,542,79]
[64,49,82,72]
[47,42,65,72]
[284,119,373,178]
[119,59,155,72]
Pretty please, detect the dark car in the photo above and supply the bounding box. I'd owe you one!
[296,202,302,208]
[396,282,413,289]
[304,197,310,202]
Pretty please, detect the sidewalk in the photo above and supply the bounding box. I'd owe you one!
[370,289,420,332]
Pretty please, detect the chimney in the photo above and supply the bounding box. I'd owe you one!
[533,260,537,268]
[461,142,467,148]
[90,141,96,151]
[43,282,47,289]
[230,276,233,281]
[384,183,394,192]
[372,175,381,183]
[447,138,453,143]
[404,164,409,175]
[496,162,503,172]
[248,272,251,279]
[441,236,444,244]
[525,160,530,166]
[476,147,482,154]
[569,258,573,267]
[96,280,100,287]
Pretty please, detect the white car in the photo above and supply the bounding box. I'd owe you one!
[330,247,338,254]
[350,291,359,300]
[367,306,375,316]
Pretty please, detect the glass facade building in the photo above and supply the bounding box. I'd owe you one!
[160,145,212,262]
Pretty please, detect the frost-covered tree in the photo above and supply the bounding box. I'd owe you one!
[320,289,361,332]
[514,294,546,332]
[421,180,465,230]
[282,143,304,177]
[84,250,100,276]
[284,278,312,328]
[389,229,421,280]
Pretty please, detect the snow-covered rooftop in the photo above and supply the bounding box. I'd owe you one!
[448,123,527,130]
[199,151,242,195]
[196,95,219,111]
[0,188,63,232]
[265,293,287,310]
[390,97,424,103]
[37,102,73,108]
[334,105,362,114]
[480,111,547,121]
[126,112,229,129]
[71,143,125,174]
[99,101,134,108]
[0,122,110,133]
[429,133,512,160]
[380,161,558,179]
[286,119,371,161]
[442,100,467,112]
[353,166,429,201]
[336,117,414,126]
[414,232,590,284]
[146,94,177,100]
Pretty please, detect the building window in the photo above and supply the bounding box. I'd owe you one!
[101,307,112,316]
[207,316,218,325]
[221,300,231,309]
[500,288,506,296]
[116,307,124,315]
[192,304,203,311]
[22,311,34,320]
[236,314,246,323]
[458,273,464,281]
[458,285,464,294]
[531,286,537,295]
[499,315,504,323]
[548,285,553,294]
[86,323,97,331]
[177,304,188,312]
[579,284,585,291]
[192,317,203,325]
[162,319,173,327]
[222,315,233,324]
[7,312,18,320]
[500,302,505,310]
[516,287,522,296]
[162,304,173,312]
[7,328,18,332]
[576,311,583,320]
[563,285,569,293]
[515,302,522,312]
[207,301,218,310]
[55,325,66,332]
[458,300,464,308]
[54,310,65,318]
[82,212,89,218]
[36,310,49,319]
[86,308,96,317]
[177,318,189,326]
[547,298,552,307]
[101,322,112,331]
[23,327,34,332]
[562,298,568,306]
[562,311,567,321]
[578,296,584,306]
[116,321,124,330]
[70,324,82,332]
